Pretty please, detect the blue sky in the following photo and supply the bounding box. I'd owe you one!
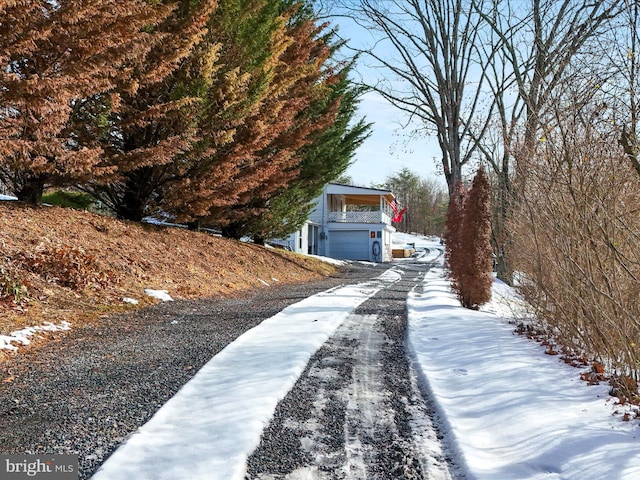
[346,90,443,188]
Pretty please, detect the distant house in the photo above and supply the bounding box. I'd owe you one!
[283,183,398,262]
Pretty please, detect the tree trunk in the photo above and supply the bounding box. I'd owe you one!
[186,220,201,231]
[114,168,157,222]
[495,160,513,285]
[15,178,45,205]
[620,126,640,178]
[116,185,147,222]
[221,222,245,240]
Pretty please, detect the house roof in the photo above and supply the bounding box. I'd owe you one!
[326,183,395,205]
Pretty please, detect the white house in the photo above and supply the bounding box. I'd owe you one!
[283,183,398,262]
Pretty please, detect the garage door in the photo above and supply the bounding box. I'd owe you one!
[329,230,370,260]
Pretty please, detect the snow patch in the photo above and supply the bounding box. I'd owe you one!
[144,289,174,302]
[305,255,346,266]
[0,321,71,351]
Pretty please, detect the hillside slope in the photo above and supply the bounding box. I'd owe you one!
[0,202,336,355]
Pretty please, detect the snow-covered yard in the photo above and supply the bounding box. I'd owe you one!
[79,232,638,479]
[409,263,640,479]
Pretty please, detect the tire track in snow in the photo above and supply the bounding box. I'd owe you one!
[247,263,460,479]
[343,313,387,478]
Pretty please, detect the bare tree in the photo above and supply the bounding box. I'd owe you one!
[511,76,640,388]
[324,0,619,285]
[332,0,497,198]
[603,0,640,177]
[473,0,620,282]
[500,0,619,157]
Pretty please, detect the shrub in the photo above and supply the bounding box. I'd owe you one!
[444,180,467,276]
[509,92,640,386]
[446,169,493,309]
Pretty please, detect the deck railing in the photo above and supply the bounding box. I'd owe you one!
[327,211,390,224]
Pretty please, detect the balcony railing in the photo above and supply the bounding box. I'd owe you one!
[327,211,390,224]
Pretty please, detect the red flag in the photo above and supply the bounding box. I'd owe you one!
[393,207,407,223]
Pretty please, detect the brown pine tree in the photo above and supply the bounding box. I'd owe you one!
[0,0,171,203]
[155,0,274,227]
[79,0,219,221]
[161,2,340,238]
[445,180,467,284]
[456,167,493,309]
[215,14,340,238]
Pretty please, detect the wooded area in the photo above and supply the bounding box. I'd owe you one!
[381,168,447,236]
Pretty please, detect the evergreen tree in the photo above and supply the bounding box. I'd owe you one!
[158,0,295,228]
[445,180,467,285]
[244,60,372,242]
[80,0,218,221]
[165,1,353,239]
[453,167,493,309]
[386,168,419,231]
[216,9,339,238]
[0,0,169,204]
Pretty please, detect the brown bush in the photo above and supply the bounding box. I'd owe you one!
[446,169,493,310]
[510,91,640,385]
[445,180,466,278]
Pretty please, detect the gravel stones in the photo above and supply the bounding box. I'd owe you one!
[247,262,459,479]
[0,263,380,479]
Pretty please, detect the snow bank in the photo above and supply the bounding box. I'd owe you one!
[408,267,640,480]
[0,321,71,351]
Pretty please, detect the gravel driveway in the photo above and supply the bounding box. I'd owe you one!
[247,261,460,479]
[0,260,459,480]
[0,262,383,479]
